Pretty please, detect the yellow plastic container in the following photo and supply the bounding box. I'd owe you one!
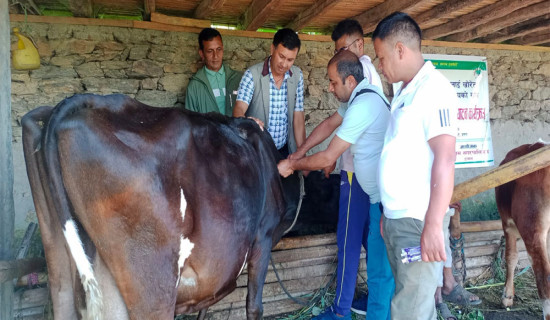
[12,28,40,70]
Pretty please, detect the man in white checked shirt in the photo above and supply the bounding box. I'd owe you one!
[233,28,306,158]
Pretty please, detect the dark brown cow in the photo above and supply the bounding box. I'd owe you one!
[22,94,300,320]
[495,142,550,319]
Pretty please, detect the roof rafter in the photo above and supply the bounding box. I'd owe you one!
[423,0,545,40]
[68,0,93,18]
[480,14,550,43]
[242,0,283,31]
[509,29,550,46]
[445,1,550,42]
[352,0,427,34]
[194,0,227,20]
[286,0,342,31]
[413,0,481,28]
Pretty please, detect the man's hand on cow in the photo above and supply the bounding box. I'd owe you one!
[420,223,446,262]
[322,162,336,178]
[277,159,294,177]
[288,151,306,160]
[247,116,264,131]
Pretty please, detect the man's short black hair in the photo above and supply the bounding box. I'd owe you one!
[198,28,222,50]
[331,19,364,42]
[273,28,301,51]
[328,50,364,84]
[372,12,422,50]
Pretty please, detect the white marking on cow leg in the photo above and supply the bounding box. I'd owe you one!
[176,237,195,288]
[543,299,550,319]
[63,220,102,320]
[180,277,197,287]
[176,189,195,288]
[237,251,248,277]
[180,189,187,221]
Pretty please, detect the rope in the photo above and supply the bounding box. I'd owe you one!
[450,232,466,283]
[270,256,338,307]
[283,171,305,235]
[270,258,310,306]
[273,172,337,307]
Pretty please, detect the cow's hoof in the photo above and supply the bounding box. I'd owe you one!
[502,295,514,308]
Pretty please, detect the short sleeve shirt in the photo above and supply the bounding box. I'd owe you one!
[340,55,383,173]
[378,61,458,220]
[336,79,390,203]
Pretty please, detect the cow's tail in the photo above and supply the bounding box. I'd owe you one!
[41,95,104,320]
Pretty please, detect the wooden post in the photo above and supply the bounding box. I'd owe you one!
[0,1,15,319]
[449,208,461,240]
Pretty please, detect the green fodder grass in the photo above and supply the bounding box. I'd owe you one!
[460,196,499,222]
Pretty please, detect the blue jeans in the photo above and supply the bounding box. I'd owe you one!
[333,171,394,319]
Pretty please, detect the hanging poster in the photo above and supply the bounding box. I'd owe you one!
[424,54,494,168]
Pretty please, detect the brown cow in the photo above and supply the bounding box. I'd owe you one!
[495,141,550,319]
[22,94,301,320]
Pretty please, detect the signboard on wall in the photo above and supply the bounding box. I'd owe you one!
[424,54,494,168]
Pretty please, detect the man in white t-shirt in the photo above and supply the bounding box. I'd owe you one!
[277,50,391,320]
[325,19,394,319]
[373,12,458,320]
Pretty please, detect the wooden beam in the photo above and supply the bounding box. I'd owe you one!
[242,0,282,31]
[421,38,550,52]
[445,1,550,42]
[67,0,93,18]
[353,0,425,33]
[510,29,550,45]
[413,0,479,28]
[423,0,545,40]
[8,14,550,52]
[150,12,211,29]
[0,1,15,319]
[451,144,550,203]
[480,14,550,43]
[286,0,341,31]
[9,14,134,27]
[144,0,155,21]
[461,220,503,233]
[194,0,226,20]
[274,233,336,250]
[0,258,46,284]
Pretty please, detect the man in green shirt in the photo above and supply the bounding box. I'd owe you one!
[185,28,243,116]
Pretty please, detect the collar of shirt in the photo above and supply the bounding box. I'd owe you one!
[347,78,377,106]
[392,61,435,109]
[266,57,292,83]
[204,64,225,78]
[360,54,372,63]
[394,61,434,99]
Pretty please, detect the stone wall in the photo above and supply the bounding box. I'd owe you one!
[9,22,550,230]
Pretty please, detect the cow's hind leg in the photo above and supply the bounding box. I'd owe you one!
[246,239,272,320]
[525,234,550,320]
[502,224,519,307]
